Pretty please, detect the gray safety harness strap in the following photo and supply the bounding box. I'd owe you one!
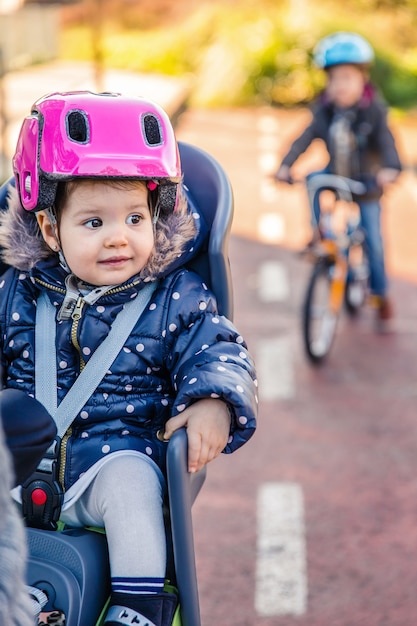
[35,281,157,437]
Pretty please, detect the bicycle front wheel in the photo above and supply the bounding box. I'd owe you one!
[345,242,369,315]
[302,259,339,364]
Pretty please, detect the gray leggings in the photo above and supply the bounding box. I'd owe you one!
[60,454,166,579]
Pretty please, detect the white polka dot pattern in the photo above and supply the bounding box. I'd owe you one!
[1,258,257,489]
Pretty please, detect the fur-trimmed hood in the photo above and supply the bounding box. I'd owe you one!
[0,185,205,281]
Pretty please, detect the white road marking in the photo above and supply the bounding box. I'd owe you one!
[255,482,307,616]
[258,260,290,303]
[257,212,285,243]
[256,336,294,400]
[257,134,281,152]
[257,112,286,247]
[256,114,281,133]
[255,113,306,617]
[258,152,279,175]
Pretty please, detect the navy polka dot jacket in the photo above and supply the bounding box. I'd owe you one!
[0,188,257,490]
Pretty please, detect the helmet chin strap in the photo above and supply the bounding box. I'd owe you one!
[152,201,161,226]
[57,249,71,273]
[45,207,71,273]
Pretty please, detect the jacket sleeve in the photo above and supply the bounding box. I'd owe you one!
[280,103,324,168]
[371,100,402,171]
[0,389,57,487]
[0,266,17,386]
[162,270,257,453]
[0,269,57,486]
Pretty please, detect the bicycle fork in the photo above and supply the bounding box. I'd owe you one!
[319,239,348,316]
[328,255,348,315]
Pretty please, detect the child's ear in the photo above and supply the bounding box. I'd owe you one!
[36,211,60,251]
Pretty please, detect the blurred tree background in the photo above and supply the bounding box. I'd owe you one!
[59,0,417,109]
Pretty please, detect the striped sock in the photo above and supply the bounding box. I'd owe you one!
[111,576,165,596]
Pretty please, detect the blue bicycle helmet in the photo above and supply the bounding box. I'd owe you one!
[314,32,374,69]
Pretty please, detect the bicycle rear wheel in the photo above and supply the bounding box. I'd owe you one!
[302,259,339,364]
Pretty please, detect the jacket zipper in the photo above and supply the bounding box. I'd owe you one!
[105,279,143,295]
[59,297,86,488]
[71,296,86,371]
[34,278,66,294]
[59,427,72,487]
[35,276,143,297]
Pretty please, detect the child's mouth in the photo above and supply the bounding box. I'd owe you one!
[99,256,130,266]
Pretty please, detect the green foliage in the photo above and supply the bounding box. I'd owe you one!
[372,53,417,109]
[59,0,417,110]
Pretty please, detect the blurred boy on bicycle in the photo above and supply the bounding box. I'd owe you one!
[275,32,402,322]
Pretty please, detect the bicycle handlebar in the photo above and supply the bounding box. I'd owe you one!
[272,171,367,241]
[305,174,367,198]
[274,172,367,196]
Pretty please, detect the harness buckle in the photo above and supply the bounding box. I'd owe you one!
[21,437,64,531]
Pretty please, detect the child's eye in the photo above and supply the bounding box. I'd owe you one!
[127,214,142,225]
[84,218,102,229]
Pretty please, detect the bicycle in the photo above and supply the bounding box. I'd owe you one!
[299,173,370,364]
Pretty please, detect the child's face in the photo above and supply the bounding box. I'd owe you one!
[326,64,366,108]
[40,180,154,286]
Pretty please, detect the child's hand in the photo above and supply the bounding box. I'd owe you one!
[274,164,291,183]
[376,167,400,187]
[162,399,232,473]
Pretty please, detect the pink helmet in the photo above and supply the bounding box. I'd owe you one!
[12,91,182,212]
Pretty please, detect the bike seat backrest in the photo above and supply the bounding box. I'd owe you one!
[178,142,234,320]
[0,142,234,320]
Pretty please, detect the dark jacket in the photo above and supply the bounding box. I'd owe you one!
[280,84,402,199]
[0,187,257,490]
[0,387,57,486]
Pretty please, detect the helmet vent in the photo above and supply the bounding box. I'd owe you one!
[66,110,89,143]
[142,114,162,146]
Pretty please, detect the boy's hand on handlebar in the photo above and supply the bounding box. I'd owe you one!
[163,398,231,473]
[274,164,292,183]
[376,167,400,188]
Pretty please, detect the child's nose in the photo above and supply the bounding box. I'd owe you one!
[104,227,128,247]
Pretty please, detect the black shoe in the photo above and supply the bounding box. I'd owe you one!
[105,592,178,626]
